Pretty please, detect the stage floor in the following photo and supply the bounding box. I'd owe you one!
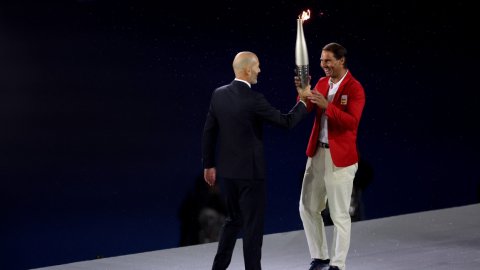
[33,204,480,270]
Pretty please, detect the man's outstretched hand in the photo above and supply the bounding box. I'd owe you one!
[297,85,311,103]
[204,167,216,186]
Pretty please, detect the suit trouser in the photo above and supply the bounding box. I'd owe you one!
[212,178,266,270]
[299,147,358,270]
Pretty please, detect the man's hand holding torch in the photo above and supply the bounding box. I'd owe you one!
[294,69,312,103]
[294,73,329,110]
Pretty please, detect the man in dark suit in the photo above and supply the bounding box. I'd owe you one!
[202,52,310,270]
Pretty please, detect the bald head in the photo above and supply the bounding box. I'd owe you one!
[232,52,261,84]
[233,52,257,73]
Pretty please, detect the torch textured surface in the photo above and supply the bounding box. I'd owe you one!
[296,65,309,89]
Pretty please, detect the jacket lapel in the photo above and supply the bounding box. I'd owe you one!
[321,81,330,97]
[318,80,330,115]
[332,71,352,105]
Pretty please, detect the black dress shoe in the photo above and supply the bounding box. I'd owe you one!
[309,259,330,270]
[328,266,340,270]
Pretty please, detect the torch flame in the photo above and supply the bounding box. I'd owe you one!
[299,9,310,22]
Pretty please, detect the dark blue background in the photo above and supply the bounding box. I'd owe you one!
[1,0,479,269]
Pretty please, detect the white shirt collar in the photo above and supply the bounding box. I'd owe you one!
[234,78,251,88]
[329,69,348,87]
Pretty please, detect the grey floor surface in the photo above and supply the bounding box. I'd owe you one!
[34,204,480,270]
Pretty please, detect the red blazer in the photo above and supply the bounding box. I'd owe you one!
[297,71,365,167]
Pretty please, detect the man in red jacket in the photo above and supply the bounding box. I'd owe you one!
[295,43,365,270]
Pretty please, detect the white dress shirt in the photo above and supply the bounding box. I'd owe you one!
[234,78,251,88]
[318,70,348,144]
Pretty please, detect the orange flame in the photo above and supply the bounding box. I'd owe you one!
[299,9,311,22]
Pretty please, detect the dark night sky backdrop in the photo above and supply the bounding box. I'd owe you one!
[1,0,479,269]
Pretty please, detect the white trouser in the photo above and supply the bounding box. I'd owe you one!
[299,147,358,270]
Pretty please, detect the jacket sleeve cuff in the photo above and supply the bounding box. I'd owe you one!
[202,158,215,169]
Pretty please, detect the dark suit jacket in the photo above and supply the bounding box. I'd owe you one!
[202,80,307,180]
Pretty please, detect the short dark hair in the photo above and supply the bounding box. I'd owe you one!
[323,43,347,69]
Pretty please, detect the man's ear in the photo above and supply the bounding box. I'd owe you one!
[339,57,345,66]
[245,66,251,76]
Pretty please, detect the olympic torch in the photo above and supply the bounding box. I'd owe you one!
[296,10,310,89]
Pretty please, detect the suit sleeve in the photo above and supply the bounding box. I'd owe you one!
[202,91,219,168]
[296,95,316,113]
[255,93,307,130]
[325,83,365,131]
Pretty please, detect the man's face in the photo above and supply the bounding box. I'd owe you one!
[249,59,261,84]
[320,50,344,78]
